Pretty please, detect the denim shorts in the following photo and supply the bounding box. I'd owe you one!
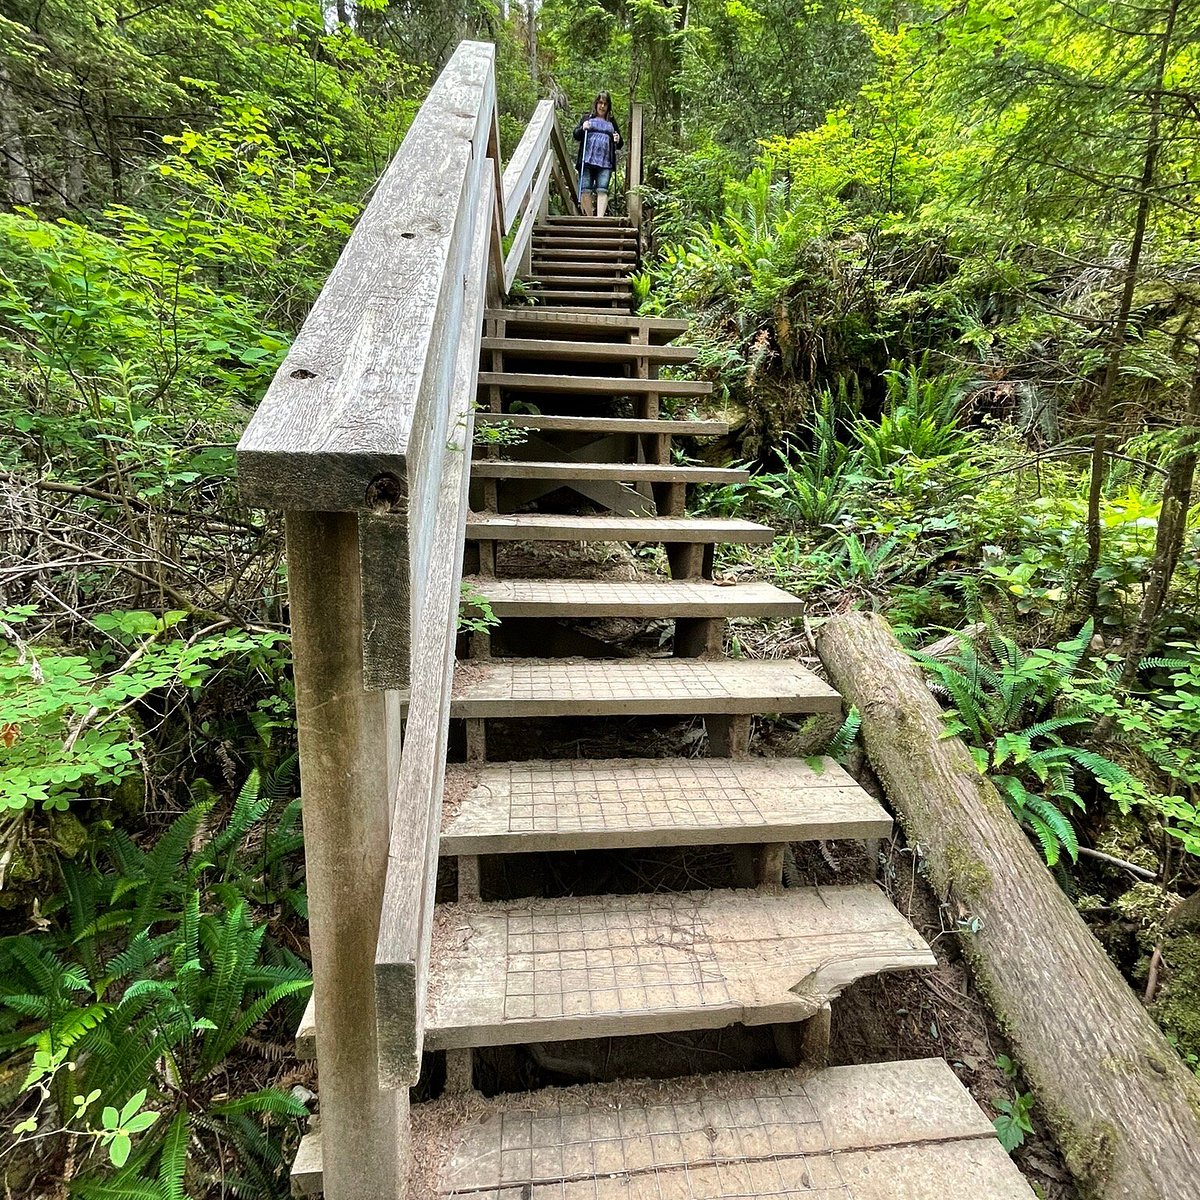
[579,163,613,195]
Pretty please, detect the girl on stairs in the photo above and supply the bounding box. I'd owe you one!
[573,92,623,218]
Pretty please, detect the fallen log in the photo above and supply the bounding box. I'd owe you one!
[818,611,1200,1200]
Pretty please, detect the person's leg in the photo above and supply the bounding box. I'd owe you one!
[595,168,612,218]
[579,163,596,216]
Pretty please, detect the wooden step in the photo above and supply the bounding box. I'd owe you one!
[530,260,634,276]
[467,512,773,544]
[543,215,630,226]
[535,227,635,238]
[471,459,746,485]
[531,273,633,288]
[468,577,803,618]
[294,1058,1037,1197]
[441,756,890,855]
[416,657,840,719]
[423,885,933,1050]
[533,248,638,262]
[475,413,725,436]
[478,371,711,397]
[486,308,688,337]
[480,338,698,364]
[533,294,632,309]
[533,236,638,251]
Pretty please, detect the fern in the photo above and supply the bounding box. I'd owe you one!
[2,775,310,1196]
[912,620,1125,866]
[822,708,861,762]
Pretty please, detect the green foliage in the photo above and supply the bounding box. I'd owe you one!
[1063,646,1200,856]
[0,606,285,814]
[1,787,310,1196]
[914,622,1143,866]
[992,1054,1036,1153]
[459,583,501,637]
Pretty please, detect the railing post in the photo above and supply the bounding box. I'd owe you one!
[287,511,407,1200]
[626,101,644,236]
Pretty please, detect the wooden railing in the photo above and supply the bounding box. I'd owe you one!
[236,41,578,1200]
[501,99,580,291]
[626,101,644,241]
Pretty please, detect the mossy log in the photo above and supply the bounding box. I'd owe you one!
[819,611,1200,1200]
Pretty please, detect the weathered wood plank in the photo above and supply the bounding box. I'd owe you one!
[399,657,842,719]
[483,308,688,336]
[237,42,496,513]
[500,100,552,234]
[475,413,723,436]
[418,1060,1025,1198]
[422,886,933,1050]
[466,577,803,617]
[477,371,711,396]
[289,1129,323,1197]
[466,513,773,543]
[373,172,493,1089]
[440,757,891,855]
[285,512,406,1199]
[480,337,696,363]
[471,459,746,484]
[504,152,554,293]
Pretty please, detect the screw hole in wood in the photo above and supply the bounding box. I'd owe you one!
[365,473,404,513]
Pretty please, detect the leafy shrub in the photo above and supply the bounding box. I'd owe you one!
[1,774,310,1197]
[0,607,286,817]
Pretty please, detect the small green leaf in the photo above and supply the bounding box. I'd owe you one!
[108,1133,132,1167]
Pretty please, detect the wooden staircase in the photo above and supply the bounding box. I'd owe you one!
[343,223,1037,1198]
[528,214,637,311]
[244,55,1039,1197]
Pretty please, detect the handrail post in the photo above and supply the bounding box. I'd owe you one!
[287,512,406,1200]
[626,101,644,241]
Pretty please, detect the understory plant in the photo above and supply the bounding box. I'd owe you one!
[0,771,310,1198]
[913,620,1142,865]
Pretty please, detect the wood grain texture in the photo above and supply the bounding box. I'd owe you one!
[504,153,554,292]
[819,612,1200,1200]
[471,459,746,484]
[237,42,496,513]
[373,173,493,1089]
[440,757,891,855]
[422,886,933,1049]
[475,413,725,436]
[399,657,842,718]
[466,512,774,544]
[465,577,804,617]
[285,513,406,1200]
[483,308,688,337]
[548,114,581,210]
[480,337,696,363]
[477,371,711,396]
[500,100,552,234]
[410,1059,1030,1200]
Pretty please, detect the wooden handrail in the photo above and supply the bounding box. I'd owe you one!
[234,40,578,1198]
[374,169,493,1087]
[501,101,580,291]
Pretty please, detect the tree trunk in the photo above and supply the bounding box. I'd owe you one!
[0,66,34,206]
[818,611,1200,1200]
[1115,348,1200,688]
[1079,0,1181,618]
